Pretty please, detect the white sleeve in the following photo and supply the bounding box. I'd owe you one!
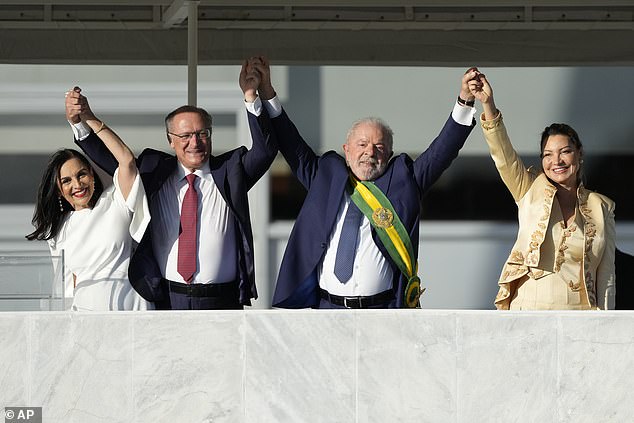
[244,96,283,118]
[112,168,150,243]
[48,236,73,299]
[244,96,263,116]
[263,96,283,118]
[451,102,476,126]
[69,121,92,141]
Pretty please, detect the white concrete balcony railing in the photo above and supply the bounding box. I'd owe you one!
[1,310,634,422]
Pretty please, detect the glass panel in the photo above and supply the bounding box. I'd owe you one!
[0,250,66,311]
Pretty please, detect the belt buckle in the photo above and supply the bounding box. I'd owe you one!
[343,296,359,309]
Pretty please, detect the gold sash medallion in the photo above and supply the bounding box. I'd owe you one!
[372,207,394,229]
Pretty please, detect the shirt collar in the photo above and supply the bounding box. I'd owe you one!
[175,159,211,182]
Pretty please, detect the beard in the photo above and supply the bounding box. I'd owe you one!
[351,157,387,181]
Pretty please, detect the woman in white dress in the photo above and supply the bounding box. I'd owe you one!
[27,87,151,310]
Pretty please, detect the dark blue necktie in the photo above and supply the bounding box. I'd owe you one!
[333,202,363,283]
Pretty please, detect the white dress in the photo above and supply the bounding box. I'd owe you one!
[48,168,152,311]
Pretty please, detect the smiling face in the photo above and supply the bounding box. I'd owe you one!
[541,134,582,189]
[58,157,95,210]
[343,121,393,181]
[168,111,212,172]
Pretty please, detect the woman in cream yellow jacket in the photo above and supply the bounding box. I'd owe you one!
[468,72,615,310]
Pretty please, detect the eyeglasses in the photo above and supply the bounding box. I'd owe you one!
[167,128,212,141]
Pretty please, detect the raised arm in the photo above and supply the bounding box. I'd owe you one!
[249,56,320,189]
[237,59,279,188]
[65,87,137,200]
[412,68,476,192]
[68,91,118,176]
[470,73,535,201]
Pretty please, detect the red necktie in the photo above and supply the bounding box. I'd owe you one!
[177,173,198,283]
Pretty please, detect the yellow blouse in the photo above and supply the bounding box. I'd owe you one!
[509,203,591,310]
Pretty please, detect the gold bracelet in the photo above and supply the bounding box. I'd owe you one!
[94,121,106,134]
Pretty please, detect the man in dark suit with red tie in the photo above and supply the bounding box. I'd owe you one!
[247,58,477,309]
[68,61,277,310]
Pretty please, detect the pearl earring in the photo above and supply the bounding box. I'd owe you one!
[58,196,64,212]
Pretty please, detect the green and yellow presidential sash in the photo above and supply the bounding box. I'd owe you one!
[347,175,423,308]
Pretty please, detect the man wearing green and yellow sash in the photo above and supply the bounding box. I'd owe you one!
[247,57,477,308]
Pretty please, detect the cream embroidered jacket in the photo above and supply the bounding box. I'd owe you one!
[481,112,616,310]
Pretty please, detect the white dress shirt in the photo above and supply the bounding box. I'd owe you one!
[318,194,394,296]
[151,161,238,284]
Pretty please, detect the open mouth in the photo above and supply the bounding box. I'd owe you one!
[72,188,89,198]
[552,166,569,174]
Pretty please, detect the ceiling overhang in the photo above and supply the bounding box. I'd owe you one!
[1,1,632,66]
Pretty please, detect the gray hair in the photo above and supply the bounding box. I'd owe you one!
[164,105,213,140]
[346,117,394,150]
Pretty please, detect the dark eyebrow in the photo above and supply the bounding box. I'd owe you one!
[543,146,572,153]
[60,167,89,179]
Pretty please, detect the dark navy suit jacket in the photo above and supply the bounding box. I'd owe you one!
[75,110,275,307]
[268,108,474,308]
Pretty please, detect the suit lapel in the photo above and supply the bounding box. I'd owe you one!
[373,160,395,196]
[209,155,228,200]
[324,164,349,231]
[144,155,177,199]
[208,155,245,224]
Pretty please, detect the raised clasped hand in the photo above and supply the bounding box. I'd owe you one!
[467,70,492,104]
[64,86,83,124]
[240,59,262,102]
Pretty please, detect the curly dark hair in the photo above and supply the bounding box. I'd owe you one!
[26,149,104,241]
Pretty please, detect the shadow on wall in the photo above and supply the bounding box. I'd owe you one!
[564,67,634,221]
